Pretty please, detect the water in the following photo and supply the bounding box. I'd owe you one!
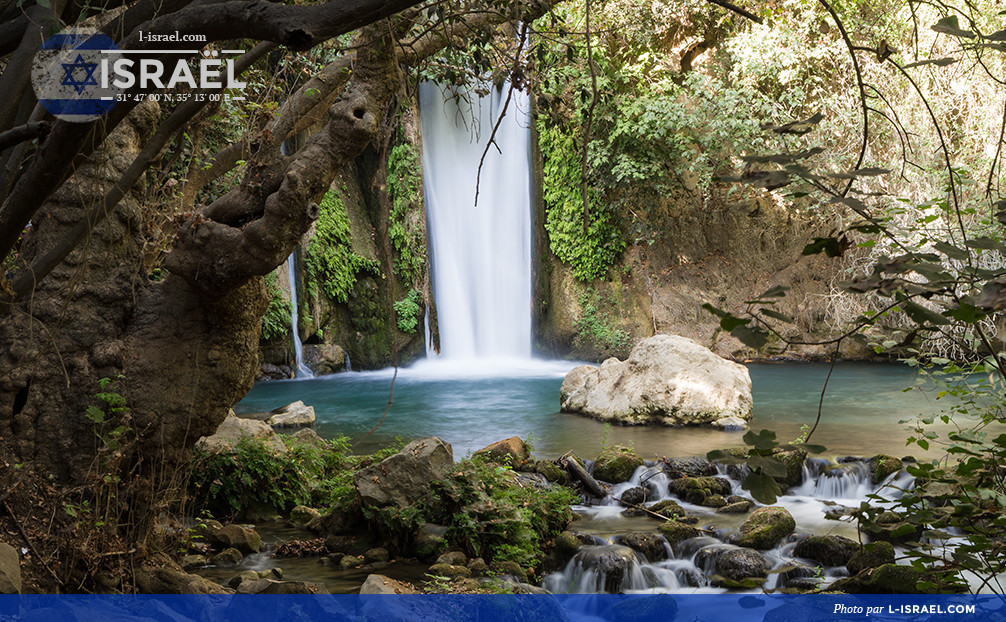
[286,252,313,378]
[419,81,533,359]
[235,361,956,458]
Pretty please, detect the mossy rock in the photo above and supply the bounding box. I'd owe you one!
[211,548,244,568]
[831,563,935,594]
[732,506,795,550]
[668,476,733,506]
[771,448,808,488]
[490,560,528,584]
[593,445,644,483]
[870,454,902,484]
[658,520,701,548]
[553,531,582,558]
[792,535,858,567]
[534,460,567,483]
[339,555,364,570]
[846,541,894,575]
[289,505,321,527]
[704,494,727,508]
[428,563,471,579]
[648,499,687,520]
[474,437,531,470]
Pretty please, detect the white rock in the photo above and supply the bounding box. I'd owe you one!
[195,411,287,454]
[712,416,749,430]
[265,400,315,428]
[560,334,752,426]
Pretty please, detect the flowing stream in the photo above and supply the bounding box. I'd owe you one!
[286,252,313,379]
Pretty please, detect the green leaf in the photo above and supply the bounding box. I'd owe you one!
[944,303,984,324]
[964,236,1005,251]
[760,308,794,323]
[933,241,969,260]
[732,325,768,349]
[741,472,783,504]
[743,429,778,451]
[902,300,952,326]
[721,315,751,331]
[747,455,788,478]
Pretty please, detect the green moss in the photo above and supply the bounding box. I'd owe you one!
[593,445,643,483]
[305,189,380,303]
[537,120,625,282]
[394,289,423,334]
[575,288,631,352]
[261,271,291,341]
[387,143,427,286]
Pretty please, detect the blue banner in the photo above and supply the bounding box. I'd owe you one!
[0,594,1003,622]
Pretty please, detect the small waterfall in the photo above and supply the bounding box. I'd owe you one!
[345,354,352,372]
[286,252,313,379]
[419,82,532,360]
[792,458,872,500]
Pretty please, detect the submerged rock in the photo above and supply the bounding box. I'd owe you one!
[562,545,648,593]
[354,437,453,507]
[559,335,752,426]
[870,454,903,484]
[658,520,701,547]
[612,533,668,562]
[731,506,796,550]
[715,547,769,583]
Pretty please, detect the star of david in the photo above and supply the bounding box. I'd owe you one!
[60,53,98,95]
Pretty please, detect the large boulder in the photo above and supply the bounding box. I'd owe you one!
[0,542,20,594]
[793,535,858,567]
[474,437,530,469]
[211,524,262,555]
[846,541,895,575]
[731,506,796,549]
[360,574,419,595]
[612,533,668,562]
[668,476,733,506]
[195,411,287,454]
[354,437,453,507]
[266,401,316,428]
[559,335,752,426]
[303,344,346,375]
[715,547,769,583]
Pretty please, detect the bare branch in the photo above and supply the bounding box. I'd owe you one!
[0,121,49,153]
[704,0,763,24]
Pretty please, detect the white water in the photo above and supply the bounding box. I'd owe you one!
[286,252,313,378]
[419,82,533,361]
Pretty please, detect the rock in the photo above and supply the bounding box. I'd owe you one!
[180,554,207,571]
[772,448,808,488]
[266,400,316,428]
[259,568,283,580]
[428,563,471,579]
[467,558,488,575]
[715,547,768,582]
[436,551,468,566]
[831,563,933,594]
[288,427,329,449]
[620,486,646,505]
[662,457,717,478]
[559,335,753,426]
[195,411,287,454]
[414,523,448,561]
[553,531,582,558]
[354,437,453,507]
[139,568,233,594]
[648,499,687,519]
[0,542,20,594]
[716,499,754,514]
[490,560,528,584]
[210,548,244,567]
[360,574,420,594]
[237,579,329,594]
[712,416,748,430]
[593,445,644,483]
[228,570,260,589]
[732,506,796,549]
[289,506,322,527]
[474,437,530,469]
[304,343,346,375]
[658,520,701,547]
[668,476,732,506]
[847,541,895,575]
[534,460,567,483]
[339,555,364,570]
[211,524,261,554]
[192,518,223,541]
[364,548,390,563]
[793,535,859,567]
[565,545,642,593]
[870,454,903,484]
[704,494,727,508]
[612,533,668,562]
[259,364,287,381]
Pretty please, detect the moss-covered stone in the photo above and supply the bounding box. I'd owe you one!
[474,437,530,470]
[593,445,644,483]
[846,541,895,575]
[648,499,687,519]
[831,563,934,594]
[490,561,528,584]
[553,531,582,558]
[870,454,903,484]
[771,448,808,487]
[668,476,733,506]
[339,555,364,570]
[732,506,796,550]
[792,535,858,567]
[658,520,701,548]
[211,548,244,568]
[534,460,567,483]
[289,505,321,527]
[428,563,471,579]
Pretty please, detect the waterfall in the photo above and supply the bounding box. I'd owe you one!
[286,252,313,378]
[419,82,533,360]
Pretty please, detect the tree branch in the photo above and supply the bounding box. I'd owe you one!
[0,121,49,153]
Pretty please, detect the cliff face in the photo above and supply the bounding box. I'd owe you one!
[534,182,871,363]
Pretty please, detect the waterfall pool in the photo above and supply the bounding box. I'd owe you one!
[235,360,958,459]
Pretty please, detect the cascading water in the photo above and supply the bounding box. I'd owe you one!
[419,82,532,360]
[286,252,313,379]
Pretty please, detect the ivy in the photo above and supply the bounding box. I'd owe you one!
[261,271,291,341]
[304,190,380,303]
[537,120,625,281]
[393,289,423,334]
[387,143,427,287]
[574,288,631,351]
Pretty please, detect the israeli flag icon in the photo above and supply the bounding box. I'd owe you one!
[32,29,119,122]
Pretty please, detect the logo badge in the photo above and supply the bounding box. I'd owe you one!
[31,29,120,122]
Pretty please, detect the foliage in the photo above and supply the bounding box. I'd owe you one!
[708,429,824,504]
[574,288,631,351]
[394,289,424,334]
[85,375,131,452]
[304,190,380,303]
[387,142,428,287]
[261,271,292,341]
